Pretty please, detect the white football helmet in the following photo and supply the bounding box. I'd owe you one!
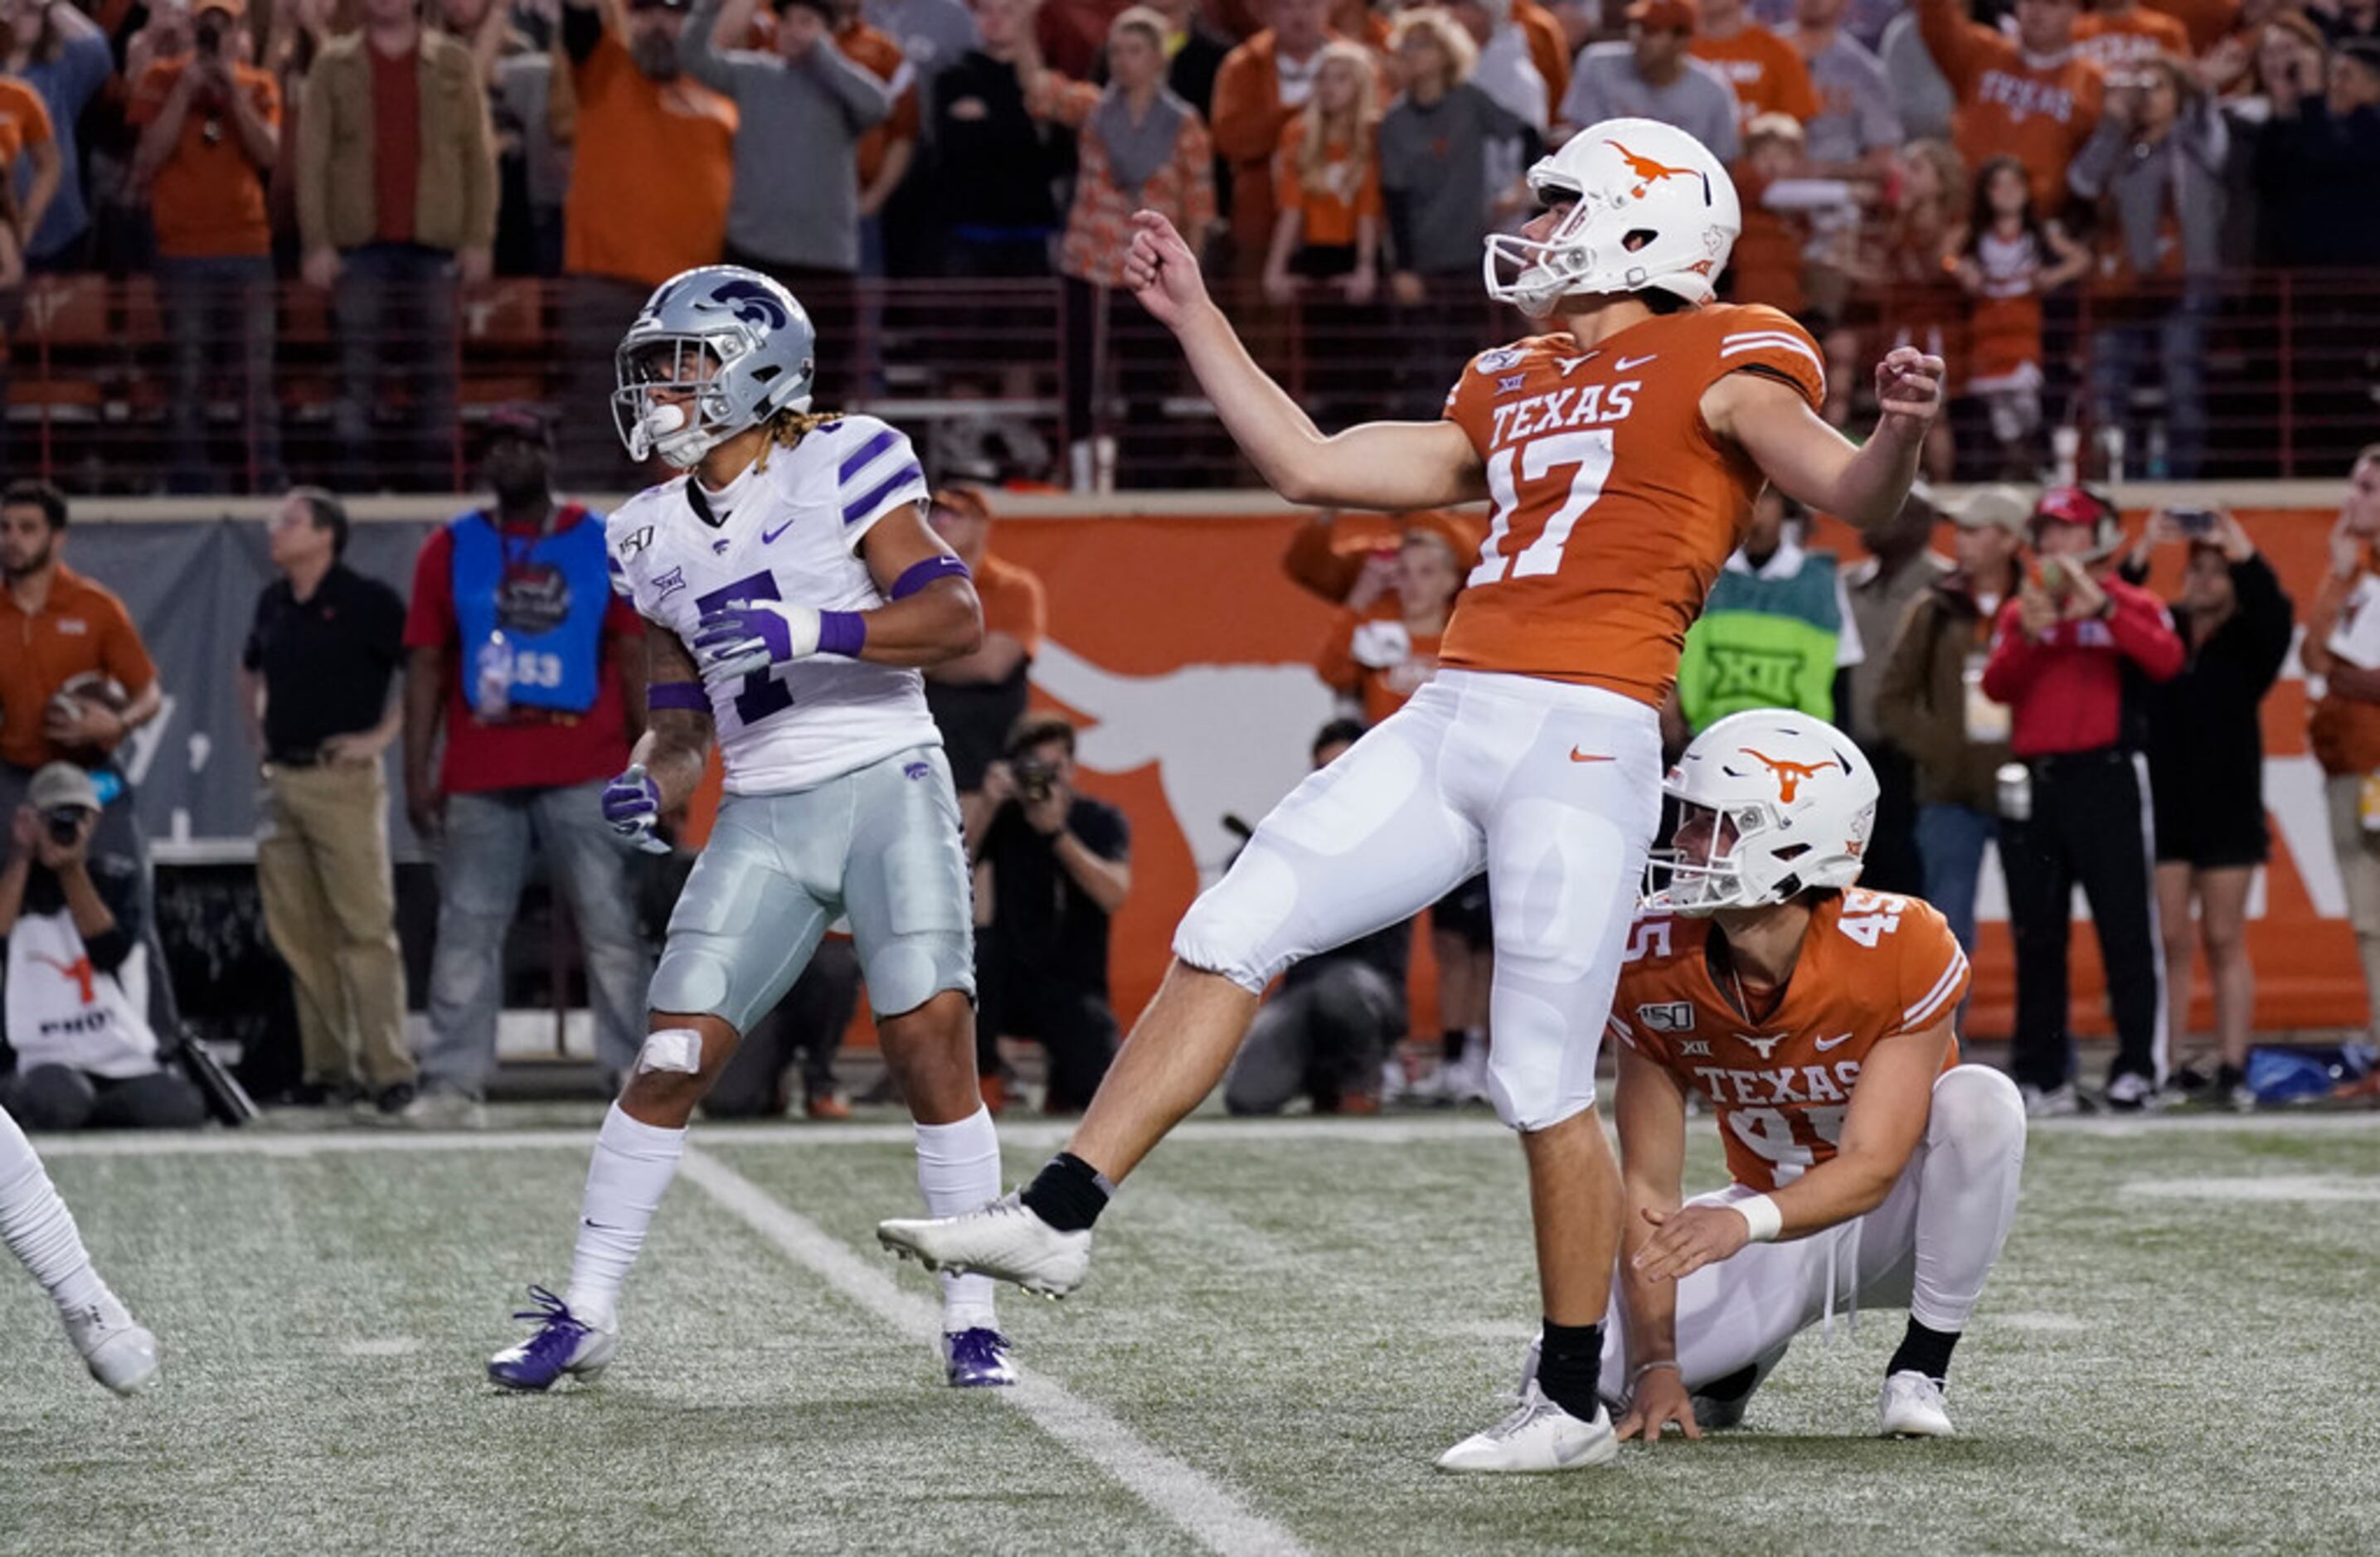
[1483,118,1741,317]
[1642,709,1877,916]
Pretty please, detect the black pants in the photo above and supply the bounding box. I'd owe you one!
[2000,749,2164,1091]
[1,1065,207,1130]
[1222,959,1401,1115]
[979,953,1118,1114]
[1860,740,1927,898]
[701,937,862,1119]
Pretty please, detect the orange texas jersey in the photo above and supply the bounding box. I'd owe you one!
[1609,890,1970,1192]
[1437,303,1827,707]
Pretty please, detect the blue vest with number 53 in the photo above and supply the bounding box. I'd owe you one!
[447,506,609,715]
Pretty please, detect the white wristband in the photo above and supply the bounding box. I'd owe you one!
[1733,1193,1784,1244]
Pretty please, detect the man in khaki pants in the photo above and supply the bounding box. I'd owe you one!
[237,489,415,1113]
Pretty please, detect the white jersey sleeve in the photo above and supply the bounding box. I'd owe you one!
[605,483,694,627]
[821,415,930,551]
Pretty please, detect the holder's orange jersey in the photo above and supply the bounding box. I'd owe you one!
[1437,304,1827,706]
[1609,890,1970,1191]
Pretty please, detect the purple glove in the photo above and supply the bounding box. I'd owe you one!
[692,600,816,681]
[601,764,672,855]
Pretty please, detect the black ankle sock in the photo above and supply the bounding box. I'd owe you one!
[1887,1318,1960,1384]
[2217,1061,2246,1091]
[1536,1319,1605,1421]
[1020,1152,1111,1234]
[1441,1028,1468,1063]
[1696,1361,1761,1404]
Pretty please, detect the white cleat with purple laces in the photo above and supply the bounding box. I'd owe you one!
[488,1287,617,1392]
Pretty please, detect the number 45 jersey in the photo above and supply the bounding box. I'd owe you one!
[1437,303,1827,706]
[605,415,941,795]
[1608,890,1970,1192]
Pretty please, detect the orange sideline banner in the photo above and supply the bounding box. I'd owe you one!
[998,505,2363,1045]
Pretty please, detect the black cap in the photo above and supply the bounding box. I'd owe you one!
[480,405,555,453]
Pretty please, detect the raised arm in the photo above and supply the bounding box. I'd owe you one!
[1706,346,1945,536]
[1123,211,1486,509]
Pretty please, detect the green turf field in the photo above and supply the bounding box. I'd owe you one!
[5,1108,2378,1555]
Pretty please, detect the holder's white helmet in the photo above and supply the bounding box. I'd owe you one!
[1642,709,1877,916]
[1483,118,1741,317]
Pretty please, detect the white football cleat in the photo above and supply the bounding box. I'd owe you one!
[63,1295,160,1396]
[1878,1370,1955,1438]
[877,1191,1092,1298]
[1436,1383,1619,1473]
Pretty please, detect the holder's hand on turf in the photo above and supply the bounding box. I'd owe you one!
[1615,1365,1702,1444]
[602,764,673,855]
[1631,1201,1751,1283]
[692,599,820,682]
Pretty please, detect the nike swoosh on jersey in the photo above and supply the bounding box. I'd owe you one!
[1815,1032,1854,1051]
[762,520,795,544]
[1615,354,1659,371]
[1569,748,1615,763]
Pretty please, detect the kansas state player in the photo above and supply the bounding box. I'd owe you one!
[487,267,1014,1390]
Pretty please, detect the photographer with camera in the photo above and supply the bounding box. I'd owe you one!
[2118,508,2292,1110]
[1982,486,2183,1115]
[129,0,284,494]
[968,714,1130,1114]
[0,765,206,1131]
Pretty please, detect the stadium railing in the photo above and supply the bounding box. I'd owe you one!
[6,269,2372,492]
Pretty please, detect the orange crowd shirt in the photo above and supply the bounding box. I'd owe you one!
[1272,115,1382,250]
[1692,26,1823,125]
[1917,0,2105,212]
[1437,301,1828,706]
[129,61,281,259]
[1611,889,1970,1191]
[2075,6,2193,68]
[564,32,738,288]
[1317,604,1444,725]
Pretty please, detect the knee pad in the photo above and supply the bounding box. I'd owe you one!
[635,1027,704,1076]
[1931,1065,2027,1152]
[650,945,739,1028]
[1173,846,1303,994]
[863,929,974,1020]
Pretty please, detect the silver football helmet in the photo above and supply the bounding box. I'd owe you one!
[611,265,817,468]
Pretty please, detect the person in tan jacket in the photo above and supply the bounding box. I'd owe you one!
[296,0,498,487]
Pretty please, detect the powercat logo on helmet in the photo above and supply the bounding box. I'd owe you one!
[700,279,791,332]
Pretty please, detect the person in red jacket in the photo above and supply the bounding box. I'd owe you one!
[1981,485,2183,1115]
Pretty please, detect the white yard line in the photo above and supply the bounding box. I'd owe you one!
[34,1106,2380,1160]
[676,1147,1311,1557]
[2120,1174,2380,1201]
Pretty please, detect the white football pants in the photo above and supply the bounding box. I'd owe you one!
[1600,1065,2028,1398]
[1173,670,1664,1131]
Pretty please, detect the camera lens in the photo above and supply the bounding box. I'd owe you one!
[46,812,81,845]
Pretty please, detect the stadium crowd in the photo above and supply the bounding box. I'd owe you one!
[0,0,2368,490]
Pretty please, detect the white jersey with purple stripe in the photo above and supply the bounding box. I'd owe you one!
[605,415,943,795]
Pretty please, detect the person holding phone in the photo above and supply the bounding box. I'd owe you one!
[1981,486,2183,1115]
[2120,509,2292,1110]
